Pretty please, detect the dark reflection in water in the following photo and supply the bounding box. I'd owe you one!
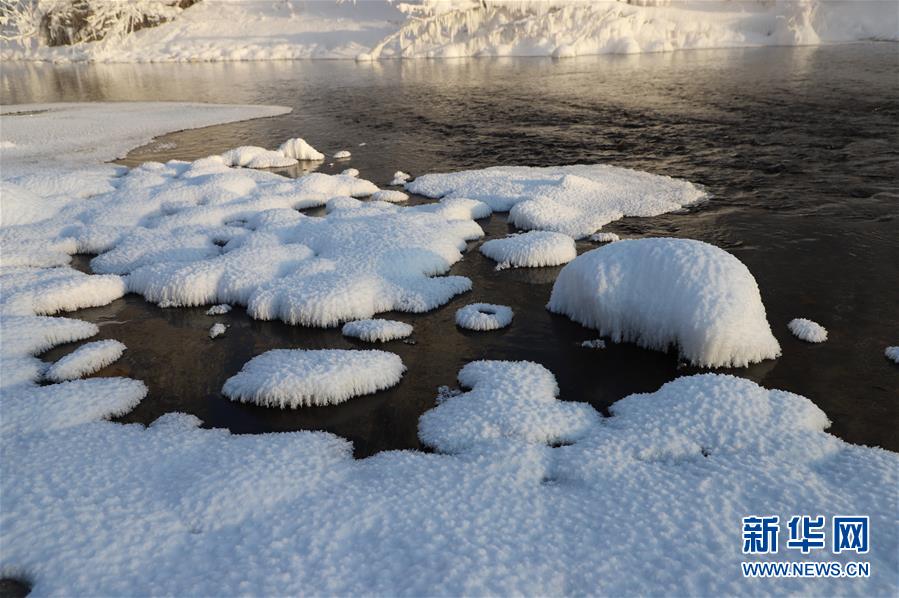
[7,44,898,455]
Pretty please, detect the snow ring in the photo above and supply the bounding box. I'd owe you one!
[455,303,514,331]
[222,349,405,408]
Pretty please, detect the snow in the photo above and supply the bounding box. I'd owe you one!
[547,238,781,367]
[581,339,606,349]
[205,304,232,315]
[1,102,291,176]
[590,231,620,243]
[408,164,707,238]
[222,349,405,408]
[3,359,896,595]
[885,346,899,364]
[44,339,127,382]
[788,318,828,343]
[4,1,896,63]
[341,168,360,177]
[208,323,228,339]
[390,171,412,185]
[334,150,352,159]
[370,189,409,203]
[278,137,324,161]
[342,319,414,342]
[220,146,298,169]
[480,231,576,269]
[455,303,514,331]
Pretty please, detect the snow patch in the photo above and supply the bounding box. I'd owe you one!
[342,319,414,343]
[390,171,412,185]
[44,339,126,382]
[205,304,232,316]
[884,346,899,364]
[278,138,325,161]
[480,231,576,269]
[589,231,620,243]
[455,303,514,331]
[581,339,606,349]
[209,323,228,339]
[333,150,352,159]
[370,190,409,203]
[788,318,828,343]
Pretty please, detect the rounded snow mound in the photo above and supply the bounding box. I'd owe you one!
[480,231,576,269]
[884,346,899,364]
[222,349,405,408]
[278,138,324,161]
[788,318,828,343]
[221,146,298,169]
[455,303,514,331]
[333,150,352,159]
[370,190,409,203]
[589,232,620,243]
[342,319,413,342]
[547,238,781,368]
[44,339,126,382]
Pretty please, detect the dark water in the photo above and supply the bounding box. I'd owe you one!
[5,44,898,456]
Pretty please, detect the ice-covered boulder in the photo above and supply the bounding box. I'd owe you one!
[480,231,576,269]
[547,238,780,367]
[278,137,324,161]
[222,349,405,408]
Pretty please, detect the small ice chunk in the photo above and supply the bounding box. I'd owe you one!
[581,339,606,349]
[221,146,298,169]
[370,190,409,203]
[480,231,576,269]
[333,150,352,159]
[390,171,412,185]
[209,323,228,339]
[222,349,405,408]
[341,168,360,177]
[455,303,514,331]
[342,319,413,342]
[278,138,324,161]
[589,232,620,243]
[788,318,828,343]
[885,346,899,364]
[206,304,232,316]
[44,339,126,382]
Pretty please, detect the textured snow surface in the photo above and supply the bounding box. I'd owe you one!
[581,339,607,349]
[278,137,324,161]
[788,318,828,343]
[480,231,577,269]
[2,360,897,595]
[370,189,409,203]
[44,339,126,382]
[455,303,514,331]
[222,349,406,408]
[885,346,899,364]
[334,150,352,159]
[548,238,781,367]
[208,323,228,339]
[205,304,232,315]
[390,170,412,185]
[408,164,707,238]
[342,319,414,342]
[5,1,896,63]
[590,231,620,243]
[221,145,298,169]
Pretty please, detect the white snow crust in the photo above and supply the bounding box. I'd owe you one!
[788,318,828,343]
[209,323,228,339]
[205,304,232,315]
[480,231,576,269]
[342,319,414,342]
[884,346,899,364]
[278,137,325,161]
[589,231,620,243]
[548,238,781,367]
[334,150,352,159]
[408,164,707,238]
[44,339,126,382]
[370,189,409,203]
[455,303,514,331]
[222,349,406,408]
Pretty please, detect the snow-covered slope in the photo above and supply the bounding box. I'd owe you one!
[3,0,896,63]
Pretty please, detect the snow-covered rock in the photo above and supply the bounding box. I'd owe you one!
[209,323,228,339]
[788,318,828,343]
[221,146,298,169]
[547,238,781,367]
[44,339,126,382]
[408,164,706,238]
[455,303,514,331]
[278,137,324,161]
[390,171,412,185]
[370,189,409,203]
[341,168,360,177]
[480,231,576,269]
[589,231,620,243]
[222,349,405,408]
[333,150,352,159]
[206,304,232,315]
[885,346,899,364]
[342,319,413,342]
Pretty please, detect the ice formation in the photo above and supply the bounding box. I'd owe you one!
[581,339,606,349]
[341,168,360,177]
[885,346,899,364]
[334,150,352,159]
[480,231,576,269]
[278,137,325,161]
[408,164,706,238]
[548,238,781,367]
[370,189,409,203]
[208,323,228,339]
[222,349,406,408]
[206,304,232,315]
[390,171,412,185]
[788,318,828,343]
[220,146,298,169]
[455,303,514,331]
[589,231,620,243]
[44,339,127,382]
[342,319,414,342]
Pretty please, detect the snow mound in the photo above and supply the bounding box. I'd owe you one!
[370,190,409,203]
[581,339,606,349]
[209,323,228,339]
[206,304,232,315]
[590,231,620,243]
[547,238,780,367]
[334,150,352,159]
[480,231,576,269]
[341,168,360,177]
[885,346,899,364]
[222,349,405,408]
[0,267,126,317]
[788,318,828,343]
[278,138,324,161]
[342,319,413,342]
[44,340,126,382]
[390,171,412,185]
[407,164,706,238]
[221,146,298,169]
[455,303,514,331]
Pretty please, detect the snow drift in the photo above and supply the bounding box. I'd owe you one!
[547,238,781,367]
